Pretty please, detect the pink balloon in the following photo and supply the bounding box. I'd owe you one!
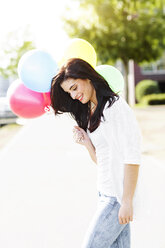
[43,92,51,106]
[7,79,46,118]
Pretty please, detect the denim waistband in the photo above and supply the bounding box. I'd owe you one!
[98,191,117,203]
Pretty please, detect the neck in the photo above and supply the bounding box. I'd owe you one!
[90,101,96,109]
[90,89,98,106]
[89,101,97,116]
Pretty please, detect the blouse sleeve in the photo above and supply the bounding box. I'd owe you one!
[102,96,143,165]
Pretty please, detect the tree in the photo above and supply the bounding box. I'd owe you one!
[0,27,36,79]
[62,0,165,102]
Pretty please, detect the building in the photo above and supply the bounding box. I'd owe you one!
[126,53,165,106]
[134,54,165,93]
[0,77,17,124]
[0,76,10,97]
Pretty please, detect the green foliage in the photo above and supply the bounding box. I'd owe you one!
[0,27,36,79]
[62,0,165,65]
[135,79,160,102]
[141,93,165,105]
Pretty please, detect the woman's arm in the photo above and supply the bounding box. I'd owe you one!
[102,97,142,224]
[85,142,97,164]
[122,164,140,203]
[118,164,140,224]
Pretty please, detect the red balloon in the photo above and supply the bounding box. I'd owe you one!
[7,79,46,118]
[43,92,51,105]
[42,92,51,112]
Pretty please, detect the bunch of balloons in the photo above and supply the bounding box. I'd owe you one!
[7,38,124,119]
[7,50,58,118]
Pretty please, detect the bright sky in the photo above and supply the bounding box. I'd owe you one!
[0,0,78,61]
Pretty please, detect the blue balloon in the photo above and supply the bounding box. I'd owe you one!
[18,49,58,93]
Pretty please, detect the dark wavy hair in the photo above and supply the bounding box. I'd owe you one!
[50,58,119,133]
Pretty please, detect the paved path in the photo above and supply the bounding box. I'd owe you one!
[0,106,165,248]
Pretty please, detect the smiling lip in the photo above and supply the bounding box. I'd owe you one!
[77,95,83,101]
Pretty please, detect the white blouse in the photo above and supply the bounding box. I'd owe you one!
[87,95,142,213]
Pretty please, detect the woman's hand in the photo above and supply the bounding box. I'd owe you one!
[118,201,133,225]
[73,126,92,147]
[73,126,97,164]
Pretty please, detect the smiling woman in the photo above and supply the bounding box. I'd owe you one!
[50,58,118,132]
[50,57,142,248]
[60,78,97,106]
[61,77,98,118]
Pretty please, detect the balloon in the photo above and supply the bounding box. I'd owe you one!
[95,65,124,94]
[43,92,51,106]
[43,92,51,112]
[18,49,58,93]
[7,79,47,118]
[58,38,97,68]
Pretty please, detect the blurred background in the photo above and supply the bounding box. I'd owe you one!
[0,0,165,247]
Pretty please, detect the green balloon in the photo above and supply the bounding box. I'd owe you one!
[95,65,124,94]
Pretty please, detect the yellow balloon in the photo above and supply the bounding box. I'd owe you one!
[58,38,97,68]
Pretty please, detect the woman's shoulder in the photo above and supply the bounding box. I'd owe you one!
[104,95,125,112]
[103,95,133,120]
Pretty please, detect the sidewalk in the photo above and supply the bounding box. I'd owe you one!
[130,105,165,248]
[0,113,98,248]
[0,106,165,248]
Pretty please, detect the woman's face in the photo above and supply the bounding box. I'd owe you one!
[60,78,97,104]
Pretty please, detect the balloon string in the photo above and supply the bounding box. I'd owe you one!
[44,106,50,112]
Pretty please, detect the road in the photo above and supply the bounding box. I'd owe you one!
[0,107,165,248]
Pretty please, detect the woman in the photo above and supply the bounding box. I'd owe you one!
[50,58,142,248]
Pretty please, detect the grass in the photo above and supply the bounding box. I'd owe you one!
[134,102,165,108]
[134,103,148,108]
[0,123,22,150]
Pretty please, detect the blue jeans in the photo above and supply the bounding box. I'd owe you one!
[81,192,130,248]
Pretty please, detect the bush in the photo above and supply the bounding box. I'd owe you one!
[141,93,165,105]
[135,79,160,103]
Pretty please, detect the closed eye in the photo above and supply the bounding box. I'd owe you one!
[64,86,77,95]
